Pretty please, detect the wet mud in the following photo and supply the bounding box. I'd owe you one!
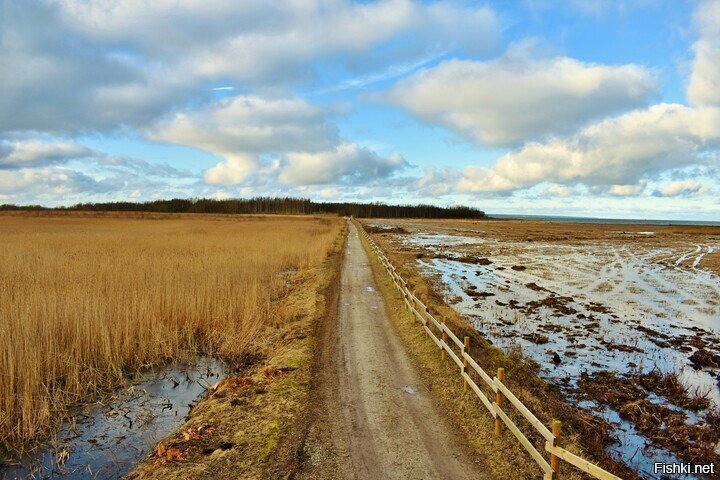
[374,222,720,479]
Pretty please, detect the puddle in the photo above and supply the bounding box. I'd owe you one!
[397,232,720,479]
[403,232,481,248]
[1,357,226,479]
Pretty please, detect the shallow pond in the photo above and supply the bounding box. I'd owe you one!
[1,357,226,479]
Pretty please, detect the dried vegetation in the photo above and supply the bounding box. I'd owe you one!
[0,212,343,453]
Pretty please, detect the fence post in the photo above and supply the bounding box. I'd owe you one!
[463,336,470,390]
[424,307,430,336]
[441,330,447,360]
[551,420,561,478]
[494,368,505,436]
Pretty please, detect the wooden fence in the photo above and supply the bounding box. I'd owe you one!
[357,222,622,480]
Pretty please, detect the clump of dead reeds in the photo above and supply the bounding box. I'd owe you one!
[0,213,342,452]
[578,370,719,465]
[632,368,711,411]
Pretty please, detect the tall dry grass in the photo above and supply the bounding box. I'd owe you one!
[0,213,343,452]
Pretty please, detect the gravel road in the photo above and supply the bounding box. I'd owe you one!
[296,221,484,479]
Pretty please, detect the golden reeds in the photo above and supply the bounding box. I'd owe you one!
[0,213,342,451]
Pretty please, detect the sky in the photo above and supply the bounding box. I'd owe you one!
[1,0,720,219]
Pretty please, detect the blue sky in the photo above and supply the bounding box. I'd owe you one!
[1,0,719,219]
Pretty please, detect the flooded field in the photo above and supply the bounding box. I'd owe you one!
[369,220,720,479]
[0,357,225,480]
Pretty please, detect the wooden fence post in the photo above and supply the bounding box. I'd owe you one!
[551,420,562,478]
[424,307,430,336]
[463,336,470,390]
[441,330,447,360]
[495,368,505,436]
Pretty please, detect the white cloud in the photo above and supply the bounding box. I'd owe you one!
[210,189,232,200]
[0,167,115,196]
[150,95,337,184]
[545,184,576,197]
[1,1,499,136]
[688,0,720,106]
[203,154,258,185]
[655,179,708,197]
[0,137,200,205]
[606,182,647,197]
[279,143,407,185]
[386,52,655,146]
[53,0,498,81]
[456,104,720,193]
[0,1,195,134]
[150,94,406,186]
[154,96,337,155]
[415,167,461,196]
[0,140,94,168]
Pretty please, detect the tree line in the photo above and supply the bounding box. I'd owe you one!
[0,197,485,219]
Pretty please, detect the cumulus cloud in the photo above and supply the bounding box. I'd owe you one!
[0,140,94,168]
[654,180,709,197]
[54,0,498,79]
[605,182,647,197]
[0,1,499,135]
[414,167,462,196]
[456,104,720,193]
[153,96,337,155]
[0,167,119,196]
[386,52,655,147]
[150,94,406,186]
[0,136,199,205]
[450,1,720,198]
[688,0,720,106]
[0,1,195,134]
[545,184,576,197]
[280,144,407,185]
[151,95,336,184]
[0,161,200,206]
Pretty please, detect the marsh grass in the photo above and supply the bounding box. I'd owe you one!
[0,212,342,452]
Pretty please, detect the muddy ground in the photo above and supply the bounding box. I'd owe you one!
[366,218,720,479]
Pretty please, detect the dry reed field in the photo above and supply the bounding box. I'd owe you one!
[0,212,343,453]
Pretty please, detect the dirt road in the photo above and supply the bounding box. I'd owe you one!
[296,222,484,479]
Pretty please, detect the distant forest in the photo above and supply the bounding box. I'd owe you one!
[0,197,485,219]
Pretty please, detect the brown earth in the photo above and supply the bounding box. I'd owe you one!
[296,221,485,479]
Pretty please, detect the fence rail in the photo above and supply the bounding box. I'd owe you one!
[356,221,622,480]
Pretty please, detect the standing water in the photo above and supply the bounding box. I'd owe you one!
[1,357,226,479]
